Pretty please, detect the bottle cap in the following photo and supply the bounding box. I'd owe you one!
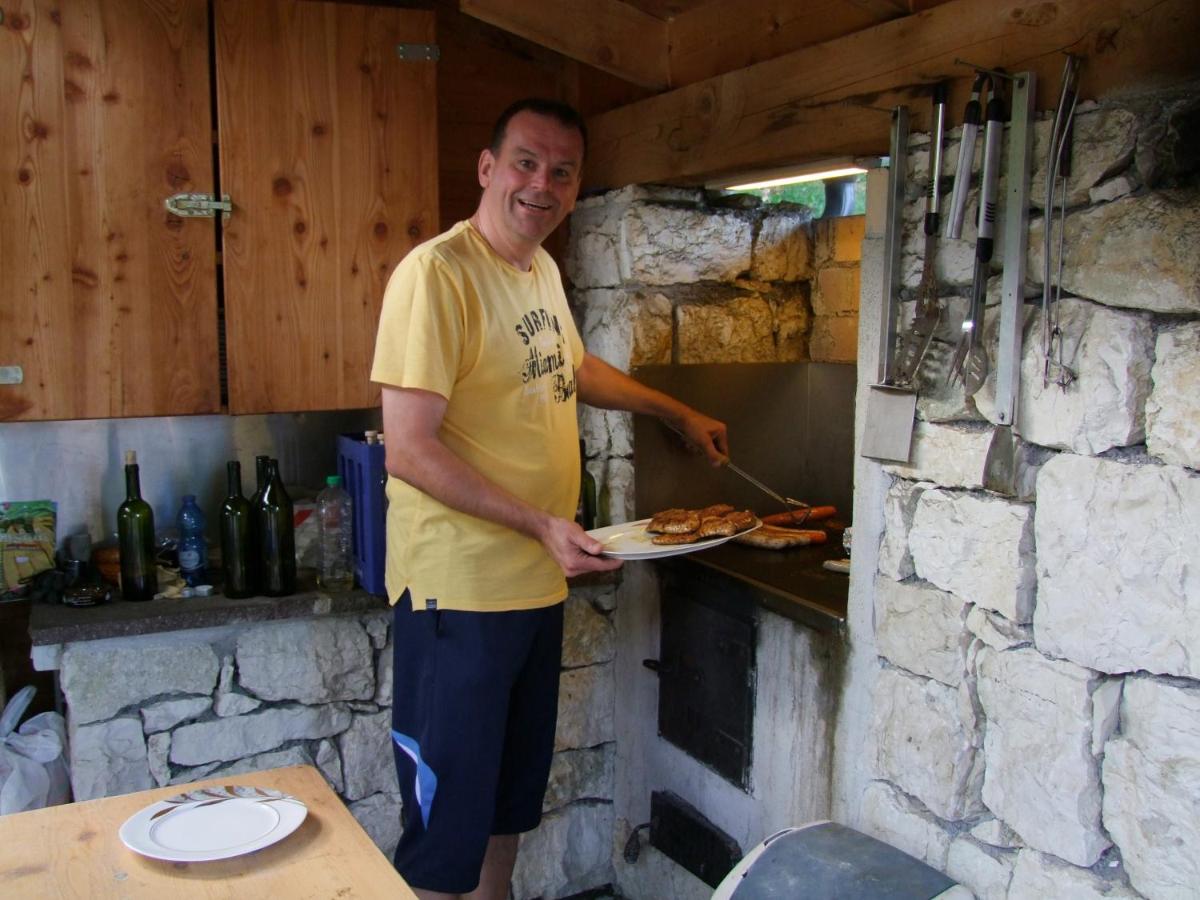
[364,430,378,444]
[125,450,137,465]
[326,475,342,487]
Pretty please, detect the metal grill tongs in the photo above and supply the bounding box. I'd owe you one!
[663,419,811,523]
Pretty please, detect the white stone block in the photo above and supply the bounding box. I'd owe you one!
[215,654,262,717]
[1088,175,1135,204]
[169,703,352,766]
[140,696,212,734]
[347,791,403,859]
[975,297,1153,455]
[1027,188,1200,315]
[236,619,374,704]
[675,295,780,363]
[883,421,991,489]
[623,205,753,285]
[1035,454,1200,676]
[969,817,1023,850]
[545,745,614,812]
[69,717,154,801]
[374,638,393,706]
[315,739,344,795]
[909,489,1036,623]
[362,612,389,650]
[513,803,615,900]
[945,836,1015,900]
[1009,848,1142,900]
[964,607,1032,652]
[976,647,1110,867]
[860,780,954,872]
[1028,107,1137,210]
[339,710,399,802]
[61,642,219,725]
[870,667,984,821]
[1147,322,1200,470]
[753,212,814,281]
[562,594,615,669]
[874,576,968,687]
[147,732,171,787]
[555,663,614,751]
[1102,675,1200,900]
[877,478,929,582]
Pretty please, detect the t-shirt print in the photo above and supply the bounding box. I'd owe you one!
[515,306,577,404]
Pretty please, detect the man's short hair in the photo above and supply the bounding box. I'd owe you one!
[489,98,588,160]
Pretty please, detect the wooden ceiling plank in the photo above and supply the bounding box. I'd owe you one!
[586,0,1200,191]
[459,0,670,91]
[668,0,892,87]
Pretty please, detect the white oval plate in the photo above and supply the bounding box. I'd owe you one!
[119,785,308,862]
[587,517,760,561]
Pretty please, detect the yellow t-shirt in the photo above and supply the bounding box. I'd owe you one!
[370,220,584,612]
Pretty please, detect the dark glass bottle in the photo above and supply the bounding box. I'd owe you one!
[256,458,296,597]
[248,454,269,591]
[117,450,158,602]
[219,461,254,598]
[575,440,598,531]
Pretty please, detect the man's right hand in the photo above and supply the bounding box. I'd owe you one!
[540,517,623,577]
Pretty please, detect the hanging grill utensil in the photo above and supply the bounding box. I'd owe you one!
[1042,55,1081,390]
[892,82,949,388]
[945,74,987,240]
[983,71,1037,496]
[948,75,1006,394]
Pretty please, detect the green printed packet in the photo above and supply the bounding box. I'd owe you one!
[1,500,57,599]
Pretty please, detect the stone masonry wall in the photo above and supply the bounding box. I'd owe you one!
[57,583,617,900]
[566,184,862,527]
[865,88,1200,900]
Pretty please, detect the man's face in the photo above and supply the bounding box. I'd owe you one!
[477,110,584,252]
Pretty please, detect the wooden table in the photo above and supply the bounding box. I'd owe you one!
[0,764,416,898]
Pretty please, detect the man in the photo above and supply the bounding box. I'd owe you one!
[371,98,727,900]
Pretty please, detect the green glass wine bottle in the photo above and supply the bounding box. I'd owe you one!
[247,454,269,591]
[117,450,158,602]
[219,460,254,599]
[256,458,296,597]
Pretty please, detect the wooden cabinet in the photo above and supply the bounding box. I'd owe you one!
[0,0,437,421]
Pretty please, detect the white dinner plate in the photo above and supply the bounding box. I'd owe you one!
[588,517,760,561]
[119,785,308,862]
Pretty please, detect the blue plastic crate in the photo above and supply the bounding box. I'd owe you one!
[336,433,387,596]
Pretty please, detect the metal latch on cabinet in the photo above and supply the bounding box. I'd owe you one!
[165,193,232,222]
[396,43,439,62]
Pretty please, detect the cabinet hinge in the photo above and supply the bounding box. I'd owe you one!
[165,193,232,222]
[396,43,439,62]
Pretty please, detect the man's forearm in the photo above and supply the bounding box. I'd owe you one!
[386,432,553,542]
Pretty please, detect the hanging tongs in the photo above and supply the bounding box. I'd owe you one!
[948,73,1008,392]
[946,73,988,240]
[891,81,948,388]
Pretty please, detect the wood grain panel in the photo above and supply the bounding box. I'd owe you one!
[461,0,670,90]
[0,0,218,421]
[585,0,1200,191]
[216,0,437,414]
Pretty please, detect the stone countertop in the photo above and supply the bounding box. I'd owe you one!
[29,569,621,647]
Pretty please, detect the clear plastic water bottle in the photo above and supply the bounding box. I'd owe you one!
[317,475,354,592]
[176,494,208,587]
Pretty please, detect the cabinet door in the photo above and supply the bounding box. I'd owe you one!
[215,0,438,414]
[0,0,218,421]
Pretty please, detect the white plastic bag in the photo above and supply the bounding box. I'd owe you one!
[0,686,71,815]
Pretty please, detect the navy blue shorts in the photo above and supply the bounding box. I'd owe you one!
[390,590,564,894]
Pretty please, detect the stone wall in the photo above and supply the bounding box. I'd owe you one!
[54,584,617,899]
[566,184,862,527]
[860,89,1200,900]
[567,188,855,899]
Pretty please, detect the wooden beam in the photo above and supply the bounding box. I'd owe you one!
[585,0,1200,191]
[667,0,896,88]
[459,0,670,91]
